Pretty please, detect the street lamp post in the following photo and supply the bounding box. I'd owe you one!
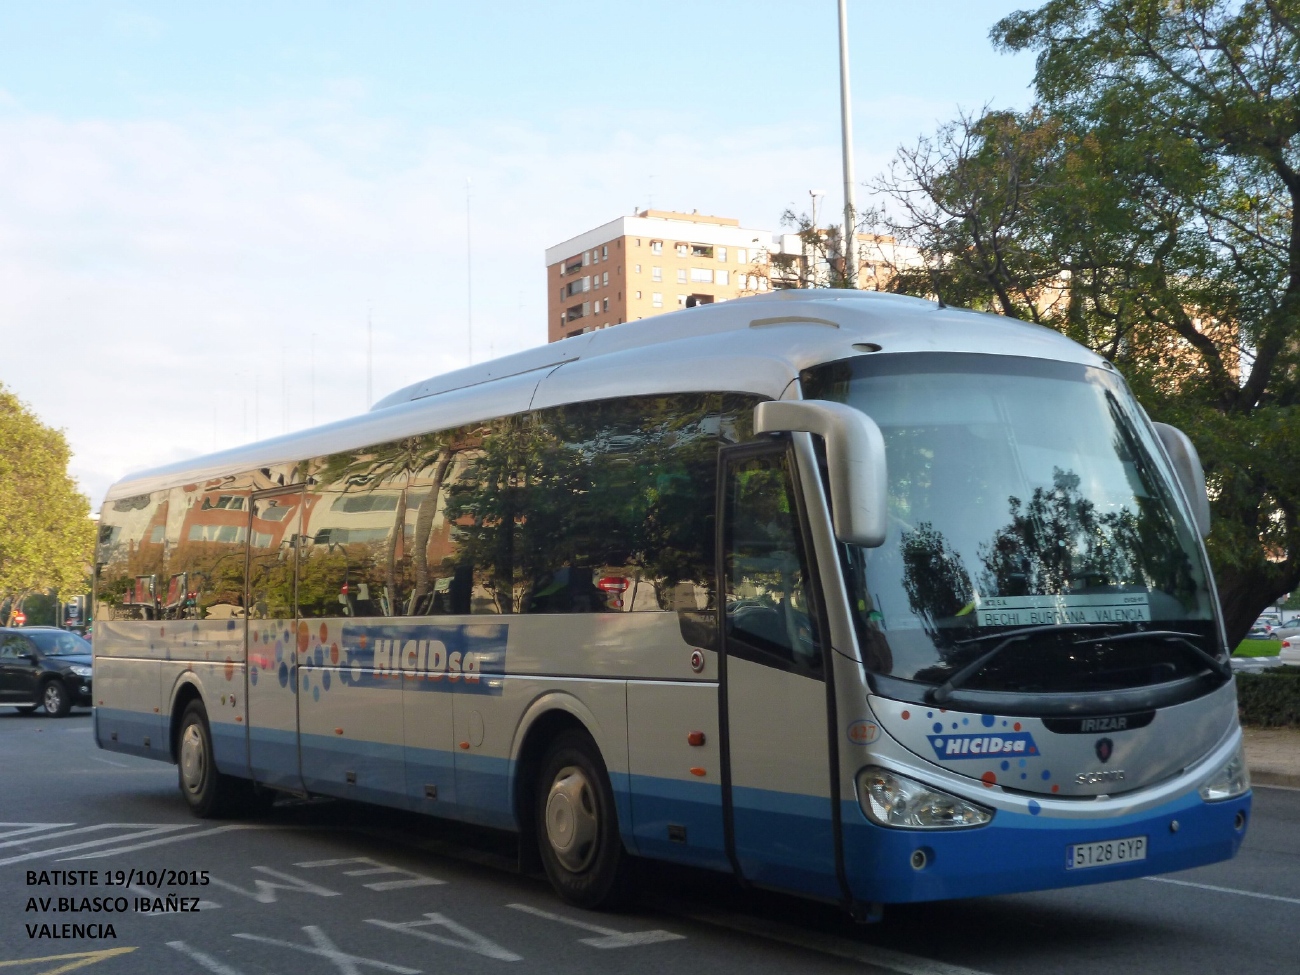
[810,188,826,287]
[838,0,860,289]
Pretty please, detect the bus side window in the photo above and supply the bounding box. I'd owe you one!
[722,449,822,675]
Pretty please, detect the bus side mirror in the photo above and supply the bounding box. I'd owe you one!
[754,399,888,548]
[1153,422,1211,539]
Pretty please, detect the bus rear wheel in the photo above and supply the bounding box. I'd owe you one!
[177,701,267,818]
[535,730,629,909]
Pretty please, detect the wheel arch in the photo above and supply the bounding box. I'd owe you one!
[509,692,607,850]
[167,673,206,764]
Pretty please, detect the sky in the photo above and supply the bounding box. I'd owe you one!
[0,2,1039,507]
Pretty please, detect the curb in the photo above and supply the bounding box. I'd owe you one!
[1250,769,1300,789]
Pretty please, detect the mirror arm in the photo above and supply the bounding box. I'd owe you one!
[1152,422,1211,539]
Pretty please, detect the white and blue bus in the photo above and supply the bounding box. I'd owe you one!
[93,290,1249,915]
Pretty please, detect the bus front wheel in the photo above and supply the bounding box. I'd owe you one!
[535,730,629,909]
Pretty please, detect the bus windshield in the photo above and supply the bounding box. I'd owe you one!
[802,352,1221,696]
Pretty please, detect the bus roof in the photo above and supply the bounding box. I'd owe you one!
[104,290,1100,502]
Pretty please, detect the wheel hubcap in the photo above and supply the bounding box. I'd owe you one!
[545,765,598,873]
[179,724,206,796]
[44,685,61,712]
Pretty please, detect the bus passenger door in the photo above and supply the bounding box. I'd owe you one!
[245,489,305,793]
[718,441,840,899]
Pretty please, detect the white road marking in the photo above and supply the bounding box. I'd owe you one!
[88,755,130,767]
[0,823,147,851]
[296,856,445,890]
[675,904,997,975]
[0,825,196,866]
[167,941,246,975]
[62,824,276,860]
[0,823,74,842]
[234,925,421,974]
[1143,875,1300,905]
[209,866,340,904]
[505,902,684,949]
[367,913,522,962]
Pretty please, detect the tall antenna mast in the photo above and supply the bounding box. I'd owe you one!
[466,177,473,366]
[838,0,860,289]
[310,332,316,426]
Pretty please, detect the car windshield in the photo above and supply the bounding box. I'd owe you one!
[802,352,1220,695]
[26,631,92,656]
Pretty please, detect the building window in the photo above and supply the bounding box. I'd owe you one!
[652,292,663,307]
[677,294,687,307]
[737,248,747,264]
[634,264,641,273]
[650,240,663,254]
[603,298,609,311]
[652,266,662,282]
[602,245,608,259]
[635,290,642,299]
[636,238,641,246]
[717,269,729,286]
[675,243,688,257]
[584,251,591,265]
[603,271,609,286]
[690,243,713,258]
[690,268,712,283]
[718,246,727,262]
[677,268,687,284]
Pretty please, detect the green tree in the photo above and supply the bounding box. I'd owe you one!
[875,0,1300,643]
[0,386,95,621]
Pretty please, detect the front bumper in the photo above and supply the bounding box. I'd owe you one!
[842,786,1251,904]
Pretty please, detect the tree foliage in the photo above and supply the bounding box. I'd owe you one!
[0,386,95,619]
[874,0,1300,643]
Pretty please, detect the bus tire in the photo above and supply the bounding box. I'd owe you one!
[177,700,251,818]
[535,730,629,909]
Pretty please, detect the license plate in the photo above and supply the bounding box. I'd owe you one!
[1066,835,1147,869]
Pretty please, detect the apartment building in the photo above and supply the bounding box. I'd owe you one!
[545,210,773,343]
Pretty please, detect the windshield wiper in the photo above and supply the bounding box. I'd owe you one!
[1071,630,1232,680]
[929,623,1111,704]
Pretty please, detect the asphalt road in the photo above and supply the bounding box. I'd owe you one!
[1,708,1296,975]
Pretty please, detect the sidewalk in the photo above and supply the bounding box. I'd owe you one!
[1243,725,1300,788]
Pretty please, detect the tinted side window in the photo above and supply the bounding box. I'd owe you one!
[95,492,168,621]
[511,395,726,616]
[304,433,470,617]
[723,448,822,674]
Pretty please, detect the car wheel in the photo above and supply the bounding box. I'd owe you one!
[535,729,630,909]
[177,700,260,818]
[40,681,71,718]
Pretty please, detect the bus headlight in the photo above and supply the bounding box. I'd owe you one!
[855,766,993,829]
[1198,743,1250,801]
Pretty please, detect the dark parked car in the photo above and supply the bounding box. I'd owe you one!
[0,627,93,716]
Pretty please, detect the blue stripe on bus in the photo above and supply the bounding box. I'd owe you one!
[731,784,841,898]
[839,788,1251,903]
[93,704,1250,904]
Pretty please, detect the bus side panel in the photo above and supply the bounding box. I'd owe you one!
[93,654,164,760]
[453,675,632,833]
[626,679,729,869]
[725,658,840,898]
[299,646,409,809]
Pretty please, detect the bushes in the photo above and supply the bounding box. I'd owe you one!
[1236,668,1300,728]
